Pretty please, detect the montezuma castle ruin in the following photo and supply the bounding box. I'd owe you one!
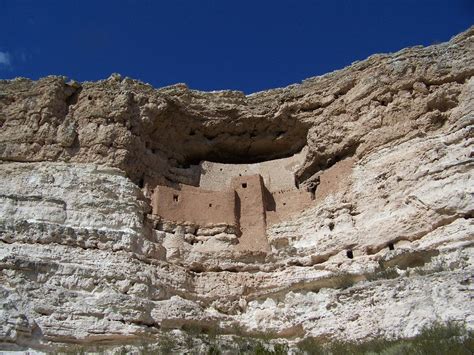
[0,27,473,352]
[149,149,353,253]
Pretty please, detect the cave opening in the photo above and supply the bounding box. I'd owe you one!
[329,222,335,231]
[177,121,310,167]
[184,144,307,166]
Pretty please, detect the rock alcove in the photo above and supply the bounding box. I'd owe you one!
[0,27,472,351]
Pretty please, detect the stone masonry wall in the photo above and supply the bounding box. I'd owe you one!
[266,189,314,226]
[199,149,306,192]
[152,184,237,227]
[231,175,270,252]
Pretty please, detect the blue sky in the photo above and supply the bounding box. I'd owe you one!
[0,0,472,93]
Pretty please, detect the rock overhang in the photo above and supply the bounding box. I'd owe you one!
[0,26,473,351]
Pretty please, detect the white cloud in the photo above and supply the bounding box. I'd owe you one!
[0,51,11,66]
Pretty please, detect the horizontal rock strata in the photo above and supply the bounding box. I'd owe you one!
[0,27,473,351]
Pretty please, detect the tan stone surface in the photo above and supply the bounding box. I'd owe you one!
[315,157,354,201]
[265,189,314,226]
[151,172,311,252]
[199,149,306,192]
[0,27,473,351]
[231,175,270,252]
[1,28,472,191]
[152,184,237,227]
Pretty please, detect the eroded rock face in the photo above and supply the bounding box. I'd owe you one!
[0,27,473,351]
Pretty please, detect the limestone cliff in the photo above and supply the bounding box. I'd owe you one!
[0,27,473,352]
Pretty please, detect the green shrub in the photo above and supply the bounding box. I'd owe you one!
[182,322,220,339]
[272,343,289,355]
[331,274,356,289]
[52,322,472,355]
[296,322,472,355]
[253,341,288,355]
[409,321,473,355]
[296,337,325,355]
[366,267,399,282]
[208,342,222,355]
[158,332,176,354]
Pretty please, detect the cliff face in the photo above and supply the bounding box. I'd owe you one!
[0,28,473,351]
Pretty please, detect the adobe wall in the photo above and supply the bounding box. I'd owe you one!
[199,148,306,192]
[264,157,353,225]
[315,157,354,201]
[151,173,315,253]
[151,184,237,226]
[231,175,270,252]
[266,189,314,226]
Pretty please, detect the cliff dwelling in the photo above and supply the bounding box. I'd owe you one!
[1,26,472,351]
[151,149,316,252]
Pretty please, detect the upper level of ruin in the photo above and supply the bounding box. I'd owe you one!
[198,148,306,192]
